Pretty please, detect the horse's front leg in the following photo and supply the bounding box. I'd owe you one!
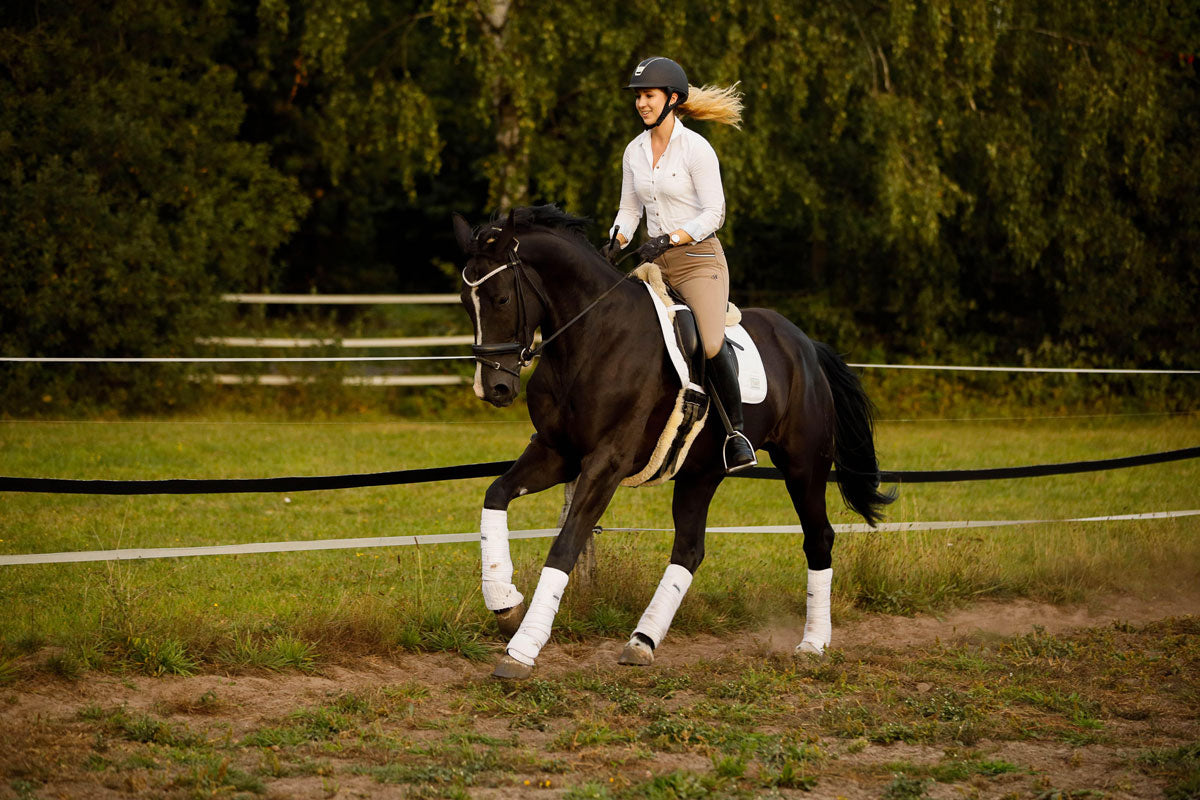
[620,468,724,667]
[493,452,626,680]
[480,436,570,636]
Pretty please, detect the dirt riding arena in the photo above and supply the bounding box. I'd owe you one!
[4,592,1197,800]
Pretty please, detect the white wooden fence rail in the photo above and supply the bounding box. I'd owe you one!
[211,293,471,386]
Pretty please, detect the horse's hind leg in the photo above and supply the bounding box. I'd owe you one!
[776,449,836,656]
[620,469,723,667]
[480,436,570,636]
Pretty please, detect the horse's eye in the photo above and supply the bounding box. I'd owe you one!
[497,295,510,306]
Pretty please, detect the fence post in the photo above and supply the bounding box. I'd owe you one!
[557,480,596,588]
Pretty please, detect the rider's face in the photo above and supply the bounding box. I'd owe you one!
[634,88,676,125]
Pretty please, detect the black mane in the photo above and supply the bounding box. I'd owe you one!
[472,204,592,250]
[513,204,591,235]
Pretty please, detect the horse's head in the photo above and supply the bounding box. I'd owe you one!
[454,210,545,407]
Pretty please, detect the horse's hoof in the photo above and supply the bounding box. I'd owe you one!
[794,640,827,657]
[492,654,533,680]
[618,637,654,667]
[494,603,526,638]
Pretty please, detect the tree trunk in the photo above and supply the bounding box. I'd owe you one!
[480,0,527,210]
[557,479,596,588]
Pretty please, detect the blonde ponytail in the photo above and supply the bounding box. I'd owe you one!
[677,82,743,128]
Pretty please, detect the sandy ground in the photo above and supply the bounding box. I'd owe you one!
[3,591,1198,799]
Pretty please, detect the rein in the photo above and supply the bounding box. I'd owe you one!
[465,238,643,376]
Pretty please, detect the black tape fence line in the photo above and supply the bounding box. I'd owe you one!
[1,446,1198,496]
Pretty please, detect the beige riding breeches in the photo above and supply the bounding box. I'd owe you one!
[654,237,729,359]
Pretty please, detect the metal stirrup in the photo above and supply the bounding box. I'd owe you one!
[723,431,758,474]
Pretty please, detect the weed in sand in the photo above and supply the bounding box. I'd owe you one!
[551,720,635,751]
[241,703,355,748]
[461,678,575,724]
[883,753,1022,783]
[0,655,19,685]
[215,632,317,672]
[647,673,692,697]
[171,754,264,795]
[124,635,198,676]
[571,675,646,714]
[1138,742,1200,800]
[711,753,747,778]
[9,779,40,799]
[640,715,718,750]
[84,705,200,747]
[1004,626,1081,661]
[622,769,739,799]
[883,772,932,800]
[82,754,110,772]
[563,782,615,800]
[904,688,979,723]
[760,758,818,790]
[706,666,793,703]
[42,650,84,680]
[355,742,504,786]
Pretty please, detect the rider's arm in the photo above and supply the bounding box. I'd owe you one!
[610,144,644,248]
[680,136,725,244]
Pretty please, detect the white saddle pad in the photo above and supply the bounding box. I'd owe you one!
[726,323,767,404]
[639,281,767,405]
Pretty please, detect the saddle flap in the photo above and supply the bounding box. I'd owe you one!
[670,308,705,384]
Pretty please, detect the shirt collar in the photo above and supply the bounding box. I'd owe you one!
[637,118,688,153]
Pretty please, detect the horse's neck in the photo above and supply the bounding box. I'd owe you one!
[527,234,641,336]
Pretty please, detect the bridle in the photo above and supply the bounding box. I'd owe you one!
[463,240,546,379]
[463,234,639,379]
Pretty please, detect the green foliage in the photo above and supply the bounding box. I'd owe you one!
[3,1,1198,414]
[0,0,308,412]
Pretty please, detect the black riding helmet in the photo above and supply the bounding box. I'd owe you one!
[626,57,689,130]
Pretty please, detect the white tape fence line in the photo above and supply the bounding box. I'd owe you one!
[3,354,1195,374]
[2,509,1195,566]
[847,363,1199,375]
[221,293,462,305]
[209,375,466,387]
[196,336,476,348]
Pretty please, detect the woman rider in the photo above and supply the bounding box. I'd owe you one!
[604,56,756,474]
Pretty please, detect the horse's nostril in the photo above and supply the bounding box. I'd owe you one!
[493,384,511,396]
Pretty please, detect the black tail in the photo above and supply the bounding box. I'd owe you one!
[814,341,897,527]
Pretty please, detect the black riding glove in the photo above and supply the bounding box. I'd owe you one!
[635,234,672,263]
[599,232,622,264]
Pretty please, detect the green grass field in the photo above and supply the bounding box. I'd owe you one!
[2,412,1197,678]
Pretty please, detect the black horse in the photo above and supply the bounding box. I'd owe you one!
[454,205,893,679]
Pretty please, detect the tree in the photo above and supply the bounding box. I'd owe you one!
[0,0,308,408]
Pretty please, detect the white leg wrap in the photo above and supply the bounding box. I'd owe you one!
[480,508,524,611]
[799,568,833,653]
[506,567,569,666]
[633,563,694,648]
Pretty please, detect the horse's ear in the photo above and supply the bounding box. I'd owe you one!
[451,213,474,253]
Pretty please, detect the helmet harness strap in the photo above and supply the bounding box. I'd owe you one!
[643,93,680,131]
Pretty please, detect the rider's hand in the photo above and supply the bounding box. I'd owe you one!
[599,235,621,264]
[635,234,672,263]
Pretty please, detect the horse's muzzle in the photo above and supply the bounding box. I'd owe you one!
[484,380,517,407]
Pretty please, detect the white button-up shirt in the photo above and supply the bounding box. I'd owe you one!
[609,120,726,246]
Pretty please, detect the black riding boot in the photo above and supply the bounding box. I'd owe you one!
[706,340,758,474]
